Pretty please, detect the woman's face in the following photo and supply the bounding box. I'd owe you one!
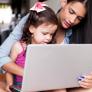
[60,2,86,29]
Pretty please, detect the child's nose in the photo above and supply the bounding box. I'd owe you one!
[46,34,51,41]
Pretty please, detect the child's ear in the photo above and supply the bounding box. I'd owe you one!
[29,26,36,33]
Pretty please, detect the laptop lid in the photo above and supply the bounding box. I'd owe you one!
[22,44,92,91]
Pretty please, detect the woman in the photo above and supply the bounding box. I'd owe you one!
[54,0,87,44]
[0,0,90,92]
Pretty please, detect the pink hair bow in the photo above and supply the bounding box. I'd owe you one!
[30,2,47,13]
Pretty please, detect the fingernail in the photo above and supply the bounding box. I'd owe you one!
[78,76,85,81]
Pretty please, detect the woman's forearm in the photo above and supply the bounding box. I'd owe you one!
[2,62,24,76]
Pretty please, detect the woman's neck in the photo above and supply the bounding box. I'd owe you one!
[56,11,67,44]
[54,29,65,44]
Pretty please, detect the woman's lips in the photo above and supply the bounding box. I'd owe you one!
[63,20,71,28]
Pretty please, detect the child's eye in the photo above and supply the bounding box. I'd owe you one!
[42,33,47,35]
[50,33,54,36]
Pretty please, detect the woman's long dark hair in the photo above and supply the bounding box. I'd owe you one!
[83,0,92,43]
[21,6,58,44]
[69,0,90,43]
[38,0,48,2]
[70,15,87,43]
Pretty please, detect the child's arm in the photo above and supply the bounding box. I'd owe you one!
[5,41,24,91]
[9,41,24,76]
[2,42,24,76]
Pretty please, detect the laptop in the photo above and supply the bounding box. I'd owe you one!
[21,44,92,92]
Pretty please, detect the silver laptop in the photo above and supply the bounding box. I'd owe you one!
[21,44,92,92]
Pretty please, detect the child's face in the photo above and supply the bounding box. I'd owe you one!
[29,23,57,44]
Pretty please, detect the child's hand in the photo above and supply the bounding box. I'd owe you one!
[6,83,12,92]
[78,73,92,88]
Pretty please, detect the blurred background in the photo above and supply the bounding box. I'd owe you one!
[0,0,61,45]
[0,0,30,45]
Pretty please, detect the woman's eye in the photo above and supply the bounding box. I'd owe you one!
[69,9,74,14]
[77,16,83,21]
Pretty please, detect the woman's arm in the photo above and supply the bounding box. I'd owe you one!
[3,62,23,76]
[0,14,29,68]
[0,14,29,76]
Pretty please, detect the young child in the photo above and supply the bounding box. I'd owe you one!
[4,2,66,92]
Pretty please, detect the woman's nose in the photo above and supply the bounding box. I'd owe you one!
[70,15,77,24]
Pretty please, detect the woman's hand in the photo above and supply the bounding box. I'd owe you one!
[78,73,92,88]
